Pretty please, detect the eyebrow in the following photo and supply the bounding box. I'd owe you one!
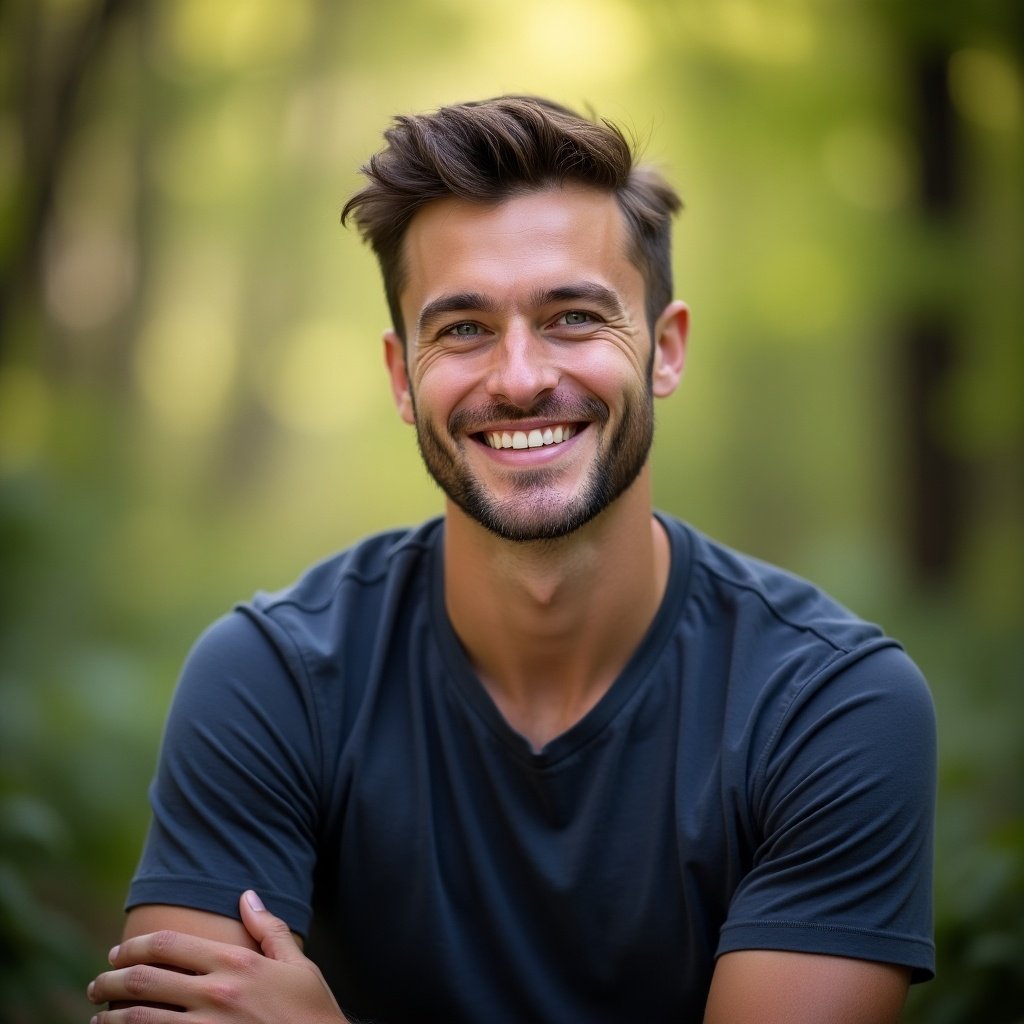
[534,282,626,318]
[416,282,625,338]
[417,293,498,337]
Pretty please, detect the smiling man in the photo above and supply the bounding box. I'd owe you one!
[393,188,673,550]
[88,96,936,1024]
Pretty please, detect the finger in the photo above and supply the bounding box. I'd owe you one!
[108,928,222,975]
[87,964,195,1009]
[90,1009,183,1024]
[89,1000,186,1020]
[238,890,305,963]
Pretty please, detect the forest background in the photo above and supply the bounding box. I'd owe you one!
[0,1,1021,1022]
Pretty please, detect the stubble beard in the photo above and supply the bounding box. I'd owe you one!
[412,386,655,543]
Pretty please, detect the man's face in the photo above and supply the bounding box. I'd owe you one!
[386,186,682,542]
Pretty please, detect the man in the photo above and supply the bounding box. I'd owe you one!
[87,96,935,1023]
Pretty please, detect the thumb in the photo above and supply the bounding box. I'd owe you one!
[239,890,305,963]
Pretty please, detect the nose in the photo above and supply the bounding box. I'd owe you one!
[485,322,560,409]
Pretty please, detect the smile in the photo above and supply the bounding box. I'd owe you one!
[482,424,578,450]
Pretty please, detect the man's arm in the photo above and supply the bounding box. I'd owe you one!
[87,893,348,1023]
[703,950,911,1024]
[122,902,262,949]
[105,904,259,1011]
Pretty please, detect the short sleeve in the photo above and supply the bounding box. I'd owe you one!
[718,644,936,980]
[126,610,322,937]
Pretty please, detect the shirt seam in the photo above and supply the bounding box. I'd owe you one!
[693,558,856,656]
[260,533,438,616]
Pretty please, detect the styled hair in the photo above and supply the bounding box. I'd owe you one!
[341,95,682,342]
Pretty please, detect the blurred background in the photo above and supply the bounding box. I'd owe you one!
[0,0,1020,1021]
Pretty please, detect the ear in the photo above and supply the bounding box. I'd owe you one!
[650,300,689,398]
[383,329,415,424]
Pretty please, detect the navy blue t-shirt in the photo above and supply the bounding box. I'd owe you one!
[128,515,935,1022]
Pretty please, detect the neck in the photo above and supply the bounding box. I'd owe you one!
[443,470,670,750]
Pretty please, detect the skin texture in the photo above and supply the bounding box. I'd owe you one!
[87,186,914,1022]
[385,186,688,747]
[386,187,684,546]
[87,894,346,1023]
[704,951,911,1023]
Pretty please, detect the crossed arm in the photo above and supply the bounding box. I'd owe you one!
[87,898,911,1024]
[87,895,347,1024]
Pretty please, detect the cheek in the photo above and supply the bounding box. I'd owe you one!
[575,327,650,377]
[566,350,648,401]
[413,362,482,420]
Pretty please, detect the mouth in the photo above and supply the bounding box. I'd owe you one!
[479,423,580,450]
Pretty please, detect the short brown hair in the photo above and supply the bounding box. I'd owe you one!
[341,95,682,342]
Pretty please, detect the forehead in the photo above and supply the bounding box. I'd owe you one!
[398,187,640,322]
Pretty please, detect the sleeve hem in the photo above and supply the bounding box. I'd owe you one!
[717,919,935,984]
[126,876,313,940]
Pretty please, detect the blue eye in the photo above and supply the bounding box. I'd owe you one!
[448,322,481,337]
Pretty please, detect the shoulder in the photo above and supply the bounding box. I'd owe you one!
[236,518,442,655]
[252,518,442,617]
[671,518,884,654]
[158,519,445,789]
[175,519,442,715]
[659,515,933,727]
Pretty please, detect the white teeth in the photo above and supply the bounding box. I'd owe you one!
[485,424,577,449]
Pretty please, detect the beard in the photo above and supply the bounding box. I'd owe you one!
[412,384,655,543]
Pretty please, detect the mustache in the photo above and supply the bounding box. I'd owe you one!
[448,393,610,435]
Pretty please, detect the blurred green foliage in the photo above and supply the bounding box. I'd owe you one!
[0,0,1021,1020]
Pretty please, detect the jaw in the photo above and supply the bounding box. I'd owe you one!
[459,423,605,536]
[416,381,653,544]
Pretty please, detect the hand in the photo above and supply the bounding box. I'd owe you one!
[86,890,348,1023]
